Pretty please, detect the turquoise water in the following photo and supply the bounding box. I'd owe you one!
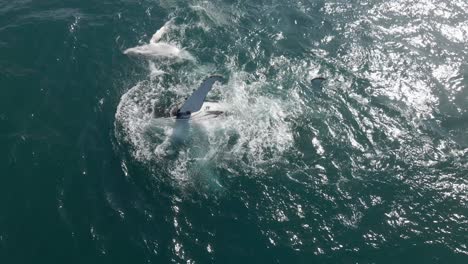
[1,0,467,263]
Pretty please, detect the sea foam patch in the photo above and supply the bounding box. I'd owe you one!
[115,70,298,167]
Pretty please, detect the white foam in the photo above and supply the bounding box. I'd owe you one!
[149,61,166,78]
[150,18,174,43]
[114,65,304,187]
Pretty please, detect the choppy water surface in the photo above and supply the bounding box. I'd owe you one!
[1,0,467,263]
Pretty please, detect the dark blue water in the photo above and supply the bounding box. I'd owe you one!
[1,0,467,263]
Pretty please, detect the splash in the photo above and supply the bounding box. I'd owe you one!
[115,70,298,174]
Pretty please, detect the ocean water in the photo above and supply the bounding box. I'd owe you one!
[1,0,467,263]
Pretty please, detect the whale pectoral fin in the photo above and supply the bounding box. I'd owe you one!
[178,75,224,114]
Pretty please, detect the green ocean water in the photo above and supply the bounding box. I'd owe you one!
[1,0,467,263]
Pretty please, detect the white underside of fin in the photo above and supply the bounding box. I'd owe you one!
[190,101,226,120]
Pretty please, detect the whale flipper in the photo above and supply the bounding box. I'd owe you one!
[177,76,224,118]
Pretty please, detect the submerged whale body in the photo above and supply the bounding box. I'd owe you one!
[123,19,194,61]
[124,42,187,58]
[123,42,195,62]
